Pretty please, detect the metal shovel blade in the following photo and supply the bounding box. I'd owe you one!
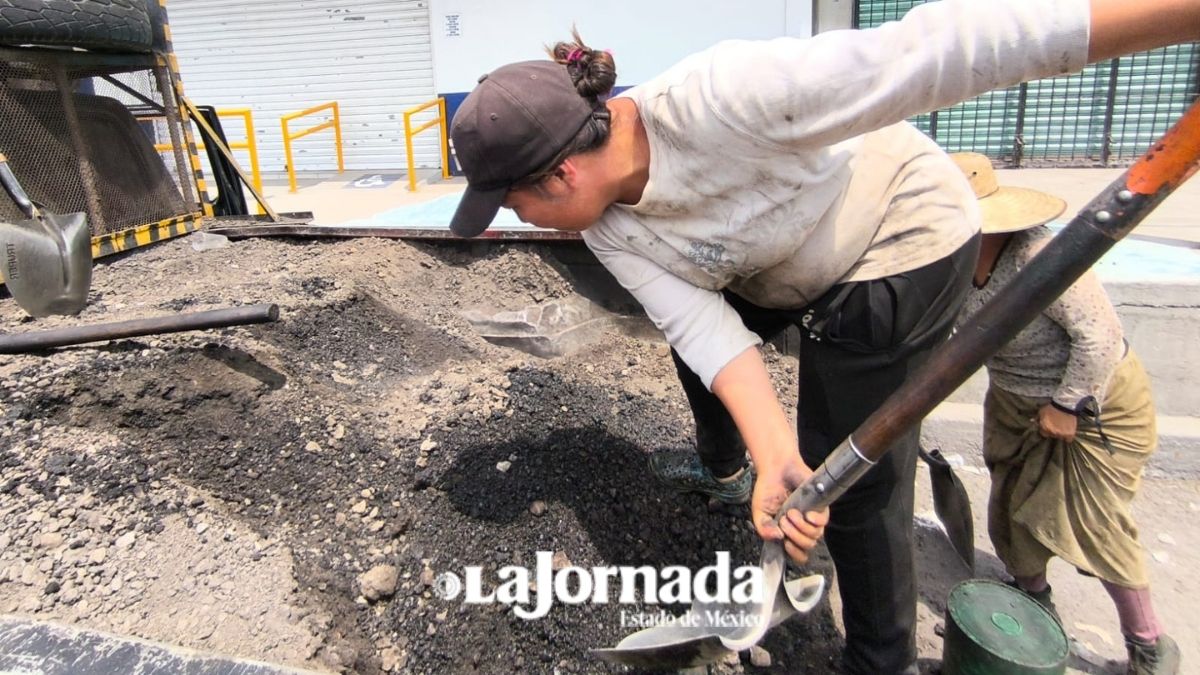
[0,210,92,317]
[0,154,92,318]
[920,447,976,572]
[591,558,826,669]
[594,440,874,669]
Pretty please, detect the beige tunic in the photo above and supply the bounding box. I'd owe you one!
[963,228,1157,587]
[983,352,1157,587]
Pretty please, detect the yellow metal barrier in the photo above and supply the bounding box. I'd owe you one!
[149,107,266,214]
[281,101,345,193]
[219,108,265,214]
[402,97,451,192]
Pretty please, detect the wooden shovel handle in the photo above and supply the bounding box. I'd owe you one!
[1128,101,1200,196]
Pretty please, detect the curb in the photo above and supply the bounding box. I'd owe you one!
[921,402,1200,479]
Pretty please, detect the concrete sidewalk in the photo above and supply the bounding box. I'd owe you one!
[255,169,465,225]
[256,166,1200,241]
[995,167,1200,243]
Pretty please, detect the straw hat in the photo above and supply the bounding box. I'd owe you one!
[950,152,1067,234]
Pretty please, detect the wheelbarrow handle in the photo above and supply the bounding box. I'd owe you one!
[0,153,38,221]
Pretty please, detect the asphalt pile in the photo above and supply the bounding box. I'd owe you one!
[0,234,839,673]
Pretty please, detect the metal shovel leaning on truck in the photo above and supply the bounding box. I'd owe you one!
[0,152,92,318]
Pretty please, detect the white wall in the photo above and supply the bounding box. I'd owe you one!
[430,1,813,93]
[169,0,438,173]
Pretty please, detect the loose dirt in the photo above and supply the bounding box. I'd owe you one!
[0,235,839,674]
[2,233,1194,674]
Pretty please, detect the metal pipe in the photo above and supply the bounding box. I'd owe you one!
[1101,59,1121,166]
[280,102,343,192]
[0,304,280,354]
[404,97,450,191]
[405,110,418,192]
[332,102,345,174]
[1012,82,1028,167]
[439,97,451,180]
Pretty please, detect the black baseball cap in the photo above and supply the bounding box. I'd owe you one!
[449,60,597,237]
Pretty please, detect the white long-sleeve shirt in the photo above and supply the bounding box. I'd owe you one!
[582,0,1090,388]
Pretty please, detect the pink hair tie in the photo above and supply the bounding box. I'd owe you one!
[566,48,585,65]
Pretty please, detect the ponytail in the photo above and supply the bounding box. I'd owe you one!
[547,28,617,103]
[508,28,617,189]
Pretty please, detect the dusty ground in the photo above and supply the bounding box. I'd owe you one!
[0,233,1194,674]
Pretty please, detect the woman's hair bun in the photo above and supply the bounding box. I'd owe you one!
[547,28,616,101]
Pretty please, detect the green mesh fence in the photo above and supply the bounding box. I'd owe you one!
[854,0,1200,166]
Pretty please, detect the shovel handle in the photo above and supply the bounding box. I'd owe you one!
[851,97,1200,459]
[774,98,1200,524]
[0,153,37,220]
[775,438,875,520]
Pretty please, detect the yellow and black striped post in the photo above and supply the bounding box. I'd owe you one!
[157,0,213,218]
[91,213,203,258]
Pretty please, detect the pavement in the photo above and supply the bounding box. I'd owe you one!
[910,462,1199,673]
[254,169,466,226]
[993,167,1200,244]
[252,167,1200,242]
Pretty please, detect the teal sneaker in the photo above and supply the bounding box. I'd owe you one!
[648,452,753,505]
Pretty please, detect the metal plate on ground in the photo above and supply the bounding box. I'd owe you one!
[0,615,321,675]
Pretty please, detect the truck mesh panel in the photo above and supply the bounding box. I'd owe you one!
[0,55,195,237]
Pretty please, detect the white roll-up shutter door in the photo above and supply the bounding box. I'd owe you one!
[166,0,437,173]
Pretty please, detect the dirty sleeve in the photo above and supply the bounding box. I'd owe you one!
[1019,238,1126,409]
[582,227,761,390]
[681,0,1090,150]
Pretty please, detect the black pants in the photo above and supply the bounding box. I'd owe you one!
[671,235,979,675]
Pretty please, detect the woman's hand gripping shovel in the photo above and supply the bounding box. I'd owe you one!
[593,98,1200,670]
[0,153,92,317]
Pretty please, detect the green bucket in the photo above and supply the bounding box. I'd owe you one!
[941,579,1069,675]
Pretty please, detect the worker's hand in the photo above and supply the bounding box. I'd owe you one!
[751,453,830,564]
[1037,403,1078,442]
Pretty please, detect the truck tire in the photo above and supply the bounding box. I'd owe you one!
[0,0,153,52]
